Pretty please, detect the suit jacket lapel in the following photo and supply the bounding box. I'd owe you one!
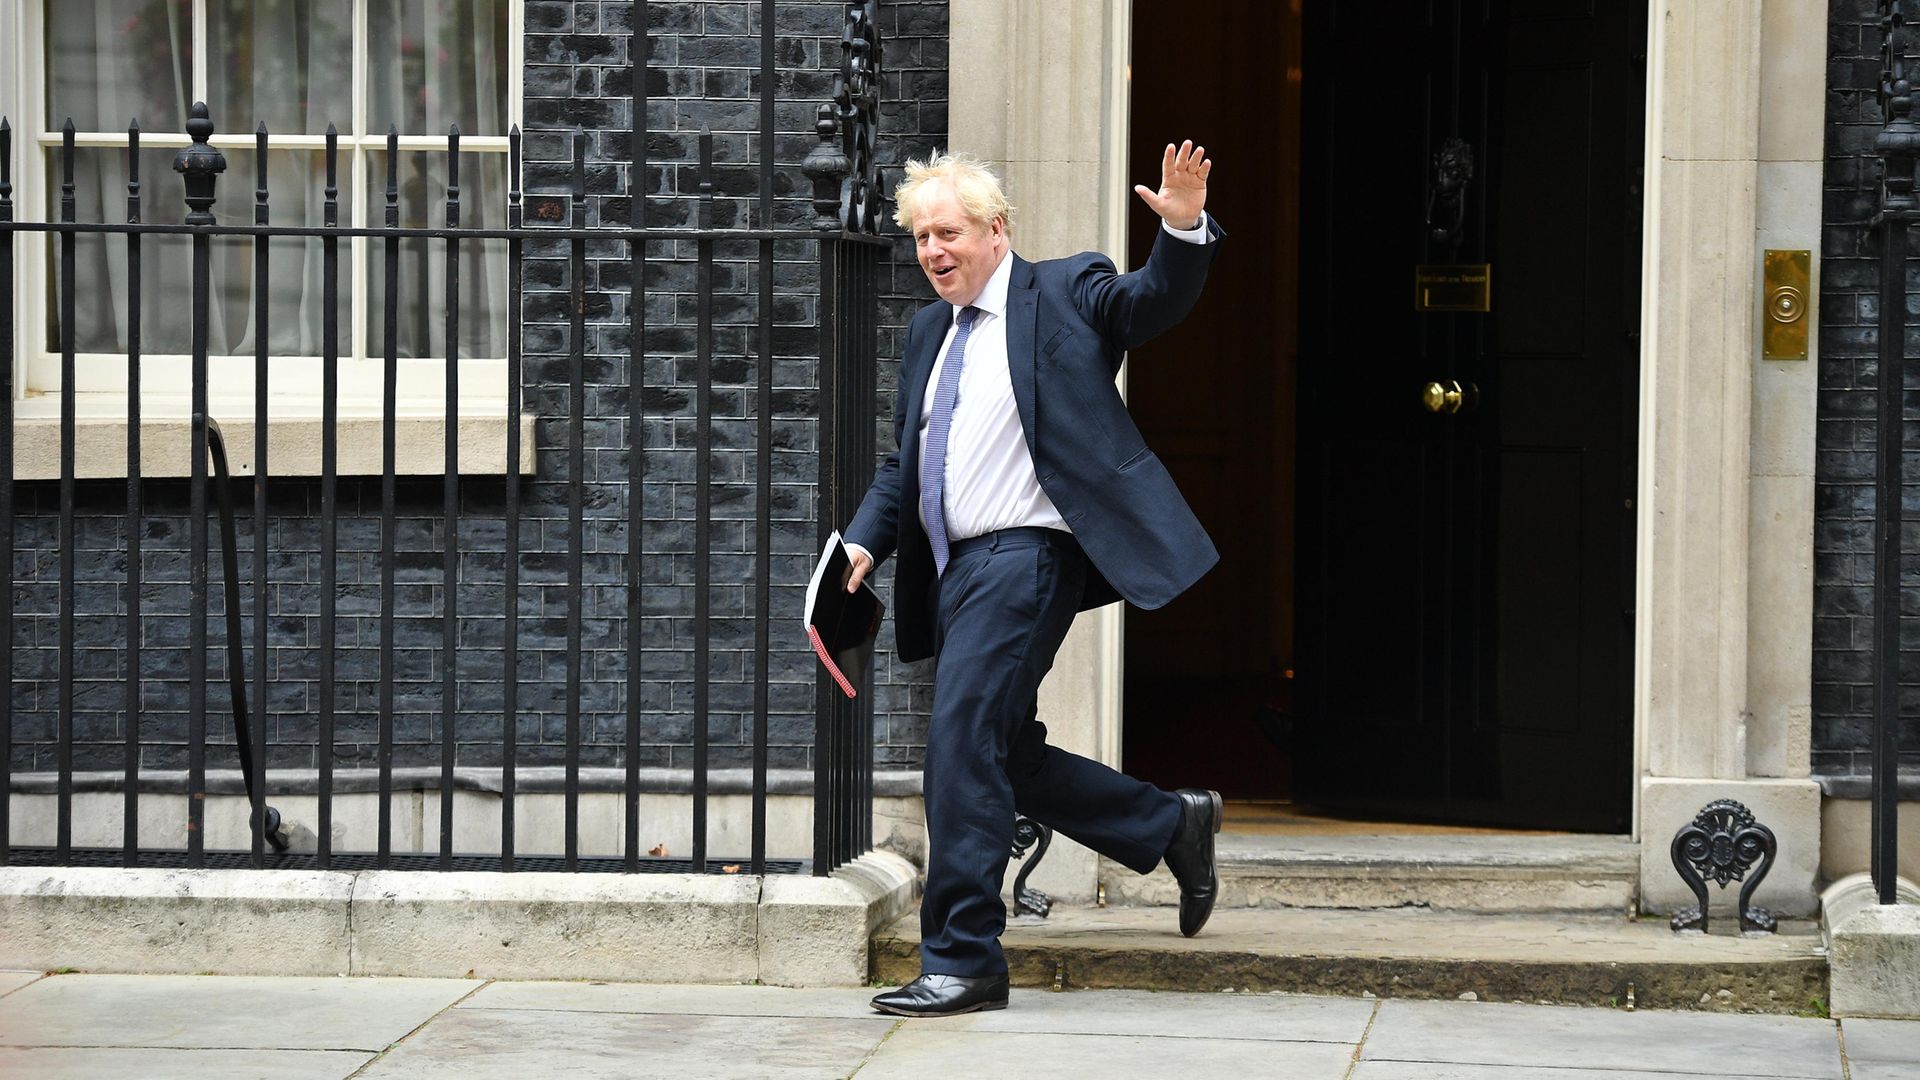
[899,306,946,514]
[1007,257,1039,451]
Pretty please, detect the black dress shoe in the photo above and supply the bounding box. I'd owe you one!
[869,973,1010,1017]
[1163,788,1223,937]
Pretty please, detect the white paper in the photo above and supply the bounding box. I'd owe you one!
[804,529,843,633]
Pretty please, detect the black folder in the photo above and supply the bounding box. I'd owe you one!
[805,531,885,698]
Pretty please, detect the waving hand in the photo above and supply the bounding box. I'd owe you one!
[1133,140,1212,231]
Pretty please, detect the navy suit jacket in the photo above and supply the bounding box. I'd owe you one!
[846,218,1225,663]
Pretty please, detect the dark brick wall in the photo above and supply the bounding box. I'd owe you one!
[1815,1,1920,780]
[9,1,948,777]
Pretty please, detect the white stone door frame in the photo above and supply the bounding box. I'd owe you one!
[946,0,1828,915]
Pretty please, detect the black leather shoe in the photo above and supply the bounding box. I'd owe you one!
[1163,788,1223,937]
[869,973,1010,1017]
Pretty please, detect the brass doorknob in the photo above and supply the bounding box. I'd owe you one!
[1422,380,1465,414]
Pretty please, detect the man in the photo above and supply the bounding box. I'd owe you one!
[842,142,1224,1018]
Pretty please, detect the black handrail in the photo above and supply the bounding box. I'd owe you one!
[206,417,286,852]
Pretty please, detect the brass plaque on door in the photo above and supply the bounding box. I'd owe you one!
[1415,264,1491,312]
[1762,249,1810,361]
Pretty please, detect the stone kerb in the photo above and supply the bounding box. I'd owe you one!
[0,851,915,986]
[1821,871,1920,1019]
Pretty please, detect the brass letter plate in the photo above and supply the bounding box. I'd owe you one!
[1762,249,1810,361]
[1414,264,1491,312]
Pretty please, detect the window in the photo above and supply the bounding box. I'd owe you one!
[3,1,525,475]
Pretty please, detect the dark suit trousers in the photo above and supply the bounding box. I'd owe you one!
[920,527,1183,978]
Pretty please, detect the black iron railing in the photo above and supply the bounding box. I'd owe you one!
[1871,0,1915,906]
[0,1,887,878]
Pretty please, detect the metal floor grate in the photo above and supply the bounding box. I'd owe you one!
[6,848,807,874]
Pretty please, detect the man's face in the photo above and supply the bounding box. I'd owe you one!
[913,182,1007,306]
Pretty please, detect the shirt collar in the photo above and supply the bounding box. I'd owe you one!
[954,249,1015,323]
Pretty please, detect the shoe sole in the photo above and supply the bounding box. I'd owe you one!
[870,998,1009,1018]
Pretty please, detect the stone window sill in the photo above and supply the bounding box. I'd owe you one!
[9,394,536,480]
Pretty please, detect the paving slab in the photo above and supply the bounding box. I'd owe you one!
[0,1046,372,1080]
[900,987,1375,1044]
[1352,1066,1810,1080]
[355,1005,889,1079]
[1843,1018,1920,1080]
[1851,1063,1920,1080]
[460,980,890,1019]
[0,972,41,997]
[0,973,479,1050]
[1361,999,1843,1078]
[854,1028,1357,1079]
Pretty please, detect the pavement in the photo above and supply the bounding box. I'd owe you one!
[0,969,1914,1079]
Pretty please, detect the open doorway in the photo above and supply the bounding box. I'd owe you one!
[1122,1,1642,833]
[1120,0,1302,801]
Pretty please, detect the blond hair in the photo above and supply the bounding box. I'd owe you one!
[892,153,1014,233]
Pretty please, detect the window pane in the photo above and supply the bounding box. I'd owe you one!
[206,0,353,136]
[364,151,509,359]
[368,0,511,136]
[46,0,194,132]
[50,147,352,358]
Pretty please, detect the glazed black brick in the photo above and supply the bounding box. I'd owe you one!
[9,1,949,779]
[1816,4,1920,780]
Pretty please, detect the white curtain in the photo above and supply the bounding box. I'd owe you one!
[367,0,511,359]
[48,0,509,360]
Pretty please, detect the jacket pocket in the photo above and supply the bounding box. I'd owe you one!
[1117,446,1155,473]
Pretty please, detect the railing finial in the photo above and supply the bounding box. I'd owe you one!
[802,105,848,228]
[173,102,226,226]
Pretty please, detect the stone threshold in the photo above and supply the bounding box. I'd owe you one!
[1103,832,1640,915]
[873,905,1829,1014]
[0,851,915,987]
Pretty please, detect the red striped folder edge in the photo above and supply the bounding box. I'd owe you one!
[808,623,858,699]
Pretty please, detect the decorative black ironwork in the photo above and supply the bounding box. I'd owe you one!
[1869,0,1916,910]
[204,419,288,853]
[803,107,851,228]
[0,0,889,876]
[1424,136,1474,245]
[172,103,226,226]
[1669,800,1777,934]
[1009,815,1053,918]
[803,2,883,233]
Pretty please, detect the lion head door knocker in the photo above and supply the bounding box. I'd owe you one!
[1009,815,1054,918]
[1669,799,1778,934]
[1425,136,1475,246]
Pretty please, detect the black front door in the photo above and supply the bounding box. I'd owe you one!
[1293,1,1644,832]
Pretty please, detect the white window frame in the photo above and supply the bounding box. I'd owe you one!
[2,0,531,478]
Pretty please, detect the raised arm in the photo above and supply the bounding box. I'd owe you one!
[1075,141,1222,353]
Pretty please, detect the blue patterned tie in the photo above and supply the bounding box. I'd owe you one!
[920,305,980,576]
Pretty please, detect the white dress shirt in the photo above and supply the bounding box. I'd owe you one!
[849,213,1211,568]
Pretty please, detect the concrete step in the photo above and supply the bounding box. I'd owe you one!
[871,905,1829,1014]
[1100,832,1640,914]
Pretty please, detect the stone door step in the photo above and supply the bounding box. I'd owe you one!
[1099,832,1641,914]
[871,906,1828,1013]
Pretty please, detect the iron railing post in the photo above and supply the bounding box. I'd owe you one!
[57,121,75,864]
[1872,0,1918,907]
[0,117,12,869]
[175,103,224,868]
